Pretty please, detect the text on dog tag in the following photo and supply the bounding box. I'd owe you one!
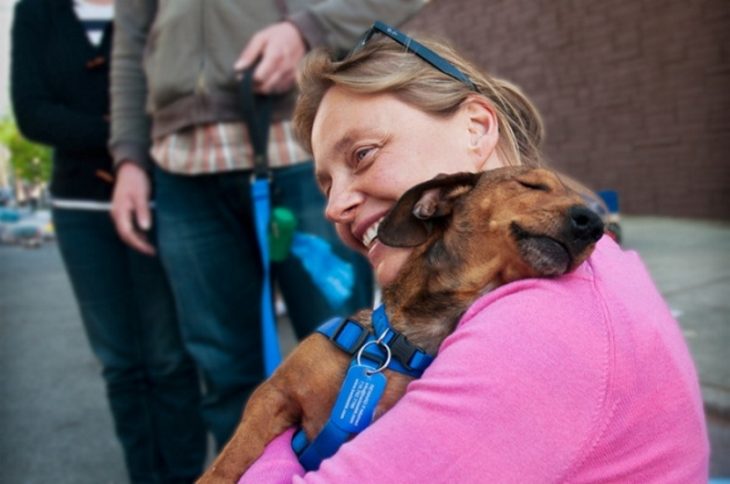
[332,364,387,434]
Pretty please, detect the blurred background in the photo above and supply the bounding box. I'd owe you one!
[1,0,728,482]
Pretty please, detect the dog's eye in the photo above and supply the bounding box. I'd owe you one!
[517,180,550,191]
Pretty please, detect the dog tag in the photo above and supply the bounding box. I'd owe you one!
[331,364,387,434]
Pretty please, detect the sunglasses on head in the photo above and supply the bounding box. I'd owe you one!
[350,21,478,92]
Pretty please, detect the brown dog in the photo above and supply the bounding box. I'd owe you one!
[197,166,604,483]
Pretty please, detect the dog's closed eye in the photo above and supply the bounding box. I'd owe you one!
[517,180,549,191]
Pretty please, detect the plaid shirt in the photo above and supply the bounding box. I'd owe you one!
[151,120,310,174]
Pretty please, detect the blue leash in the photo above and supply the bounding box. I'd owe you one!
[251,178,281,377]
[241,68,282,377]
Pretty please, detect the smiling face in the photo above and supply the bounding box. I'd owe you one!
[311,86,507,285]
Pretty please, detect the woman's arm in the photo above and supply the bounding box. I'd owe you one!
[10,0,108,151]
[242,279,612,483]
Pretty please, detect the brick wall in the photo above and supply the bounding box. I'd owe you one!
[405,0,730,220]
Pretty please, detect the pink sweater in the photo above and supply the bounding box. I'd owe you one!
[240,238,709,483]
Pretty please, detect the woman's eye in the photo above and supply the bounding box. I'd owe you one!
[353,145,378,167]
[355,148,371,163]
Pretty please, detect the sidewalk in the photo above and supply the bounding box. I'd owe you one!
[0,215,728,482]
[620,216,730,420]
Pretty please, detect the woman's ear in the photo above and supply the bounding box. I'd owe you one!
[461,95,500,169]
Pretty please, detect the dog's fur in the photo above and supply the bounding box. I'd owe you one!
[197,166,604,483]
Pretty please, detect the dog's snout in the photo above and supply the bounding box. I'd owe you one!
[569,205,604,242]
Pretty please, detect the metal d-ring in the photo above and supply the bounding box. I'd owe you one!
[356,329,392,374]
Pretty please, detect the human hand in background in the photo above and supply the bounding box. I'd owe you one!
[234,21,307,94]
[111,162,156,256]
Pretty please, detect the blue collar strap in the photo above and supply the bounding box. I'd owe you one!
[293,305,435,471]
[316,305,434,378]
[292,423,350,471]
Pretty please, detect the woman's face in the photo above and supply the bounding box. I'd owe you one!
[311,86,506,286]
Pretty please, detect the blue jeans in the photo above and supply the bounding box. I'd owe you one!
[53,208,207,483]
[154,162,373,447]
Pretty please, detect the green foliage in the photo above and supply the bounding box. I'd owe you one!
[0,117,52,184]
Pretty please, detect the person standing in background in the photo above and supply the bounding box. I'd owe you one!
[10,1,207,482]
[108,1,426,452]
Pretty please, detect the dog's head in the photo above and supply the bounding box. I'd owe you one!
[378,166,604,293]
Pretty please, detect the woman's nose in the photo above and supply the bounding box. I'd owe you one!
[324,184,360,223]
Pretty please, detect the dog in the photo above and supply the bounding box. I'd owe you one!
[197,166,605,482]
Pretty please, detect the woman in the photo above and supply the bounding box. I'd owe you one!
[241,24,709,482]
[10,0,207,481]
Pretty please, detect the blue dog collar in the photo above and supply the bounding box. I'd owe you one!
[292,305,434,471]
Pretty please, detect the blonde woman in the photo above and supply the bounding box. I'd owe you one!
[238,23,709,483]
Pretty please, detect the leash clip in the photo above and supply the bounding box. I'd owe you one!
[356,329,392,374]
[249,168,273,184]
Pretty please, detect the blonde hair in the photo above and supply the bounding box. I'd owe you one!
[294,33,545,167]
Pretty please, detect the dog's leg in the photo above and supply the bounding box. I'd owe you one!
[196,334,349,483]
[197,383,300,484]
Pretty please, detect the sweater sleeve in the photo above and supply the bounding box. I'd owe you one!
[241,279,613,483]
[109,0,157,170]
[287,0,426,53]
[238,429,305,483]
[10,0,109,152]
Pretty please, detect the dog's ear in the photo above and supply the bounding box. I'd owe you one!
[378,172,481,247]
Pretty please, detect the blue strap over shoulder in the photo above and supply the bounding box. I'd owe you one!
[292,305,434,471]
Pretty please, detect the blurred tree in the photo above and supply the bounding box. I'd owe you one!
[0,117,52,184]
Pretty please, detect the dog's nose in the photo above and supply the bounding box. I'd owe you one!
[569,205,604,243]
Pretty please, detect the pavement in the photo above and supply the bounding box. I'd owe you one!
[0,214,728,483]
[619,217,730,420]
